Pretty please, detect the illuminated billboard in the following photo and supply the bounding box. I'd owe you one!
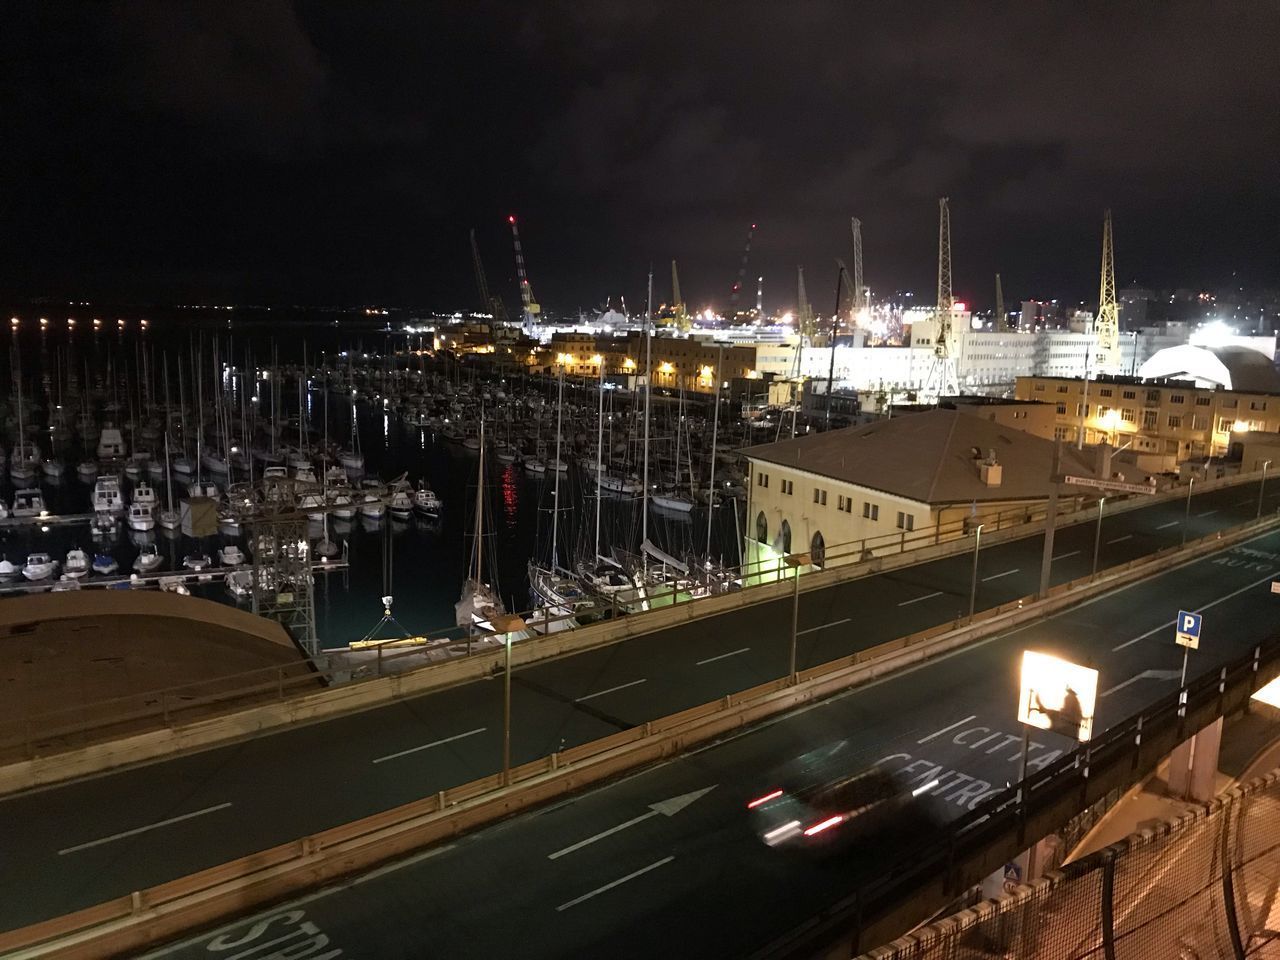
[1017,650,1098,742]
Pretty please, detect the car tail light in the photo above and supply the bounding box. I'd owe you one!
[803,814,844,836]
[747,789,783,809]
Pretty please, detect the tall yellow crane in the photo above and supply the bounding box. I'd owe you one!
[1094,209,1120,372]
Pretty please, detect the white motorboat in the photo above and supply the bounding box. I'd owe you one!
[124,453,151,481]
[494,443,517,464]
[413,483,442,518]
[524,458,547,476]
[11,488,46,519]
[599,473,644,496]
[93,476,126,514]
[63,548,90,579]
[159,576,191,595]
[9,441,39,484]
[22,552,57,581]
[127,502,156,531]
[132,482,158,508]
[300,491,325,521]
[330,490,356,520]
[97,425,127,460]
[359,492,386,518]
[389,488,413,520]
[158,508,180,531]
[219,544,245,566]
[133,544,162,572]
[182,553,211,571]
[0,498,9,521]
[0,556,18,580]
[51,576,81,592]
[651,491,695,513]
[225,569,253,599]
[76,460,99,481]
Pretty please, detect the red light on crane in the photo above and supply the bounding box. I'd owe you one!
[508,215,516,224]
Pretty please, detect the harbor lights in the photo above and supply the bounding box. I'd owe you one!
[67,318,76,329]
[39,317,48,329]
[93,318,102,330]
[9,317,18,329]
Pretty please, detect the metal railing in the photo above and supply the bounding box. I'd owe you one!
[0,467,1269,763]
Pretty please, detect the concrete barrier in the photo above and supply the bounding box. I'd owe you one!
[5,514,1278,959]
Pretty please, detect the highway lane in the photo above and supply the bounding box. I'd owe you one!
[3,477,1277,932]
[141,526,1280,960]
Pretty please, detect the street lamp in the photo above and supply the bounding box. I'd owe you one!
[491,613,528,786]
[1182,476,1195,547]
[968,523,985,620]
[785,551,812,680]
[1259,461,1272,519]
[1092,497,1106,579]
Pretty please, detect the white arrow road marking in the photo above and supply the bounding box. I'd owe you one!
[372,727,488,764]
[1112,569,1279,651]
[1101,669,1184,698]
[548,786,717,860]
[555,856,675,911]
[59,803,233,855]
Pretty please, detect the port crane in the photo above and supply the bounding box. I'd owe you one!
[508,215,541,334]
[1094,209,1121,373]
[470,228,507,323]
[924,197,959,398]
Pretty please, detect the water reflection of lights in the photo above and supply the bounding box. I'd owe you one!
[383,413,389,445]
[501,465,519,528]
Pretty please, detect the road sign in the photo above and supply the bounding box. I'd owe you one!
[1175,610,1202,650]
[1017,650,1098,742]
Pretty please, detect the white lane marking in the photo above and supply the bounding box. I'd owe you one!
[1235,499,1253,506]
[1156,520,1179,530]
[548,786,716,860]
[797,617,851,636]
[898,590,944,606]
[917,714,978,744]
[1112,569,1279,651]
[372,727,488,764]
[555,856,674,911]
[1108,534,1133,544]
[1101,669,1182,698]
[981,568,1019,582]
[58,803,233,855]
[696,647,750,666]
[1198,509,1219,518]
[576,678,647,702]
[1052,550,1081,561]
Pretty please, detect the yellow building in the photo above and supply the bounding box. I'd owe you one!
[743,408,1098,571]
[1016,374,1280,466]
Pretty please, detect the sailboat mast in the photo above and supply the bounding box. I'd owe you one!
[705,343,723,559]
[594,354,605,559]
[641,267,653,545]
[471,414,486,584]
[550,361,564,570]
[163,360,175,512]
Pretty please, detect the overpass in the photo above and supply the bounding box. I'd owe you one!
[4,474,1280,956]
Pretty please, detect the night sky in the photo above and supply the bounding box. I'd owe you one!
[3,2,1278,313]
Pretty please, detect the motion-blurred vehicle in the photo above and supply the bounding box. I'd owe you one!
[747,741,941,850]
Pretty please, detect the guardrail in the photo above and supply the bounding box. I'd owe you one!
[2,512,1276,958]
[756,636,1280,960]
[3,466,1269,768]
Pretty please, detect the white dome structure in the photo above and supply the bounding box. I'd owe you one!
[1136,344,1280,393]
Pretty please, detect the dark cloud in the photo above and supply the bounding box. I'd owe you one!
[0,1,1276,311]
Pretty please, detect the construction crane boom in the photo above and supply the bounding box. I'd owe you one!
[508,215,540,332]
[995,272,1005,329]
[470,229,506,322]
[925,197,958,397]
[729,223,756,313]
[1094,209,1120,372]
[850,218,865,317]
[797,265,814,339]
[670,260,690,331]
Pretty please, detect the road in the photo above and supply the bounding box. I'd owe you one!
[5,478,1278,938]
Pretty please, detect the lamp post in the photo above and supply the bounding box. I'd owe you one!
[785,552,811,681]
[1182,476,1195,547]
[1258,460,1272,519]
[968,523,984,620]
[492,614,528,786]
[1092,497,1106,579]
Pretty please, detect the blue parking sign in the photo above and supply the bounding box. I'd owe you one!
[1175,610,1202,650]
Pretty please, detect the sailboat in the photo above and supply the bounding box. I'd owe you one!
[454,416,507,631]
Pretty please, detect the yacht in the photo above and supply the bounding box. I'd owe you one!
[0,556,15,580]
[131,482,159,508]
[413,483,442,518]
[93,476,126,514]
[96,425,127,460]
[22,553,57,581]
[127,502,156,532]
[219,543,245,566]
[92,512,116,536]
[651,490,695,513]
[11,488,46,519]
[63,548,90,579]
[133,544,162,573]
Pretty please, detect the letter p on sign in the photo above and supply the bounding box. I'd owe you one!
[1175,610,1202,650]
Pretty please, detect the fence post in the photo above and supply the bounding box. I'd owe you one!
[1100,849,1118,960]
[1220,795,1248,960]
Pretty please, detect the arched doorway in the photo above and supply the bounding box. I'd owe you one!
[756,511,768,544]
[810,530,826,568]
[776,518,792,555]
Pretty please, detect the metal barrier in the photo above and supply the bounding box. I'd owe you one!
[2,467,1270,763]
[854,767,1280,960]
[754,638,1280,960]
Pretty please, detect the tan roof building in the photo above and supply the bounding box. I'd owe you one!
[742,408,1105,569]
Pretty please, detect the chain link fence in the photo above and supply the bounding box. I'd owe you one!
[859,769,1280,960]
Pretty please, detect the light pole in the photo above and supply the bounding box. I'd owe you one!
[492,614,527,786]
[1182,476,1195,547]
[1092,497,1106,579]
[1258,461,1272,519]
[785,551,811,681]
[968,523,984,620]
